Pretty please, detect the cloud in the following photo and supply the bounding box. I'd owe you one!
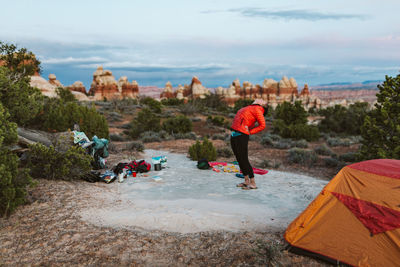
[77,62,229,73]
[42,56,106,64]
[205,8,369,21]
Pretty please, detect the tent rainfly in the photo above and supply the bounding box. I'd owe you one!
[285,159,400,266]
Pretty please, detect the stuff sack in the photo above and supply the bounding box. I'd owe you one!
[197,159,211,170]
[137,160,151,173]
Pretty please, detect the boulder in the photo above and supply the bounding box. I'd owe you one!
[30,76,58,97]
[67,81,87,95]
[48,74,63,87]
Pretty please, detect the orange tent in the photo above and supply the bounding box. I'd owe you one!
[285,159,400,266]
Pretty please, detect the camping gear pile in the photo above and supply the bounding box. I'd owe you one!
[285,159,400,266]
[73,131,109,169]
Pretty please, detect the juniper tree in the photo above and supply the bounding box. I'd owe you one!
[360,73,400,159]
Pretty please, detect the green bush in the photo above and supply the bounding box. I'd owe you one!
[288,148,317,167]
[314,144,334,156]
[162,115,192,134]
[188,137,217,161]
[0,103,32,217]
[140,131,162,143]
[207,115,226,127]
[179,102,202,115]
[275,101,308,125]
[139,96,162,113]
[110,133,125,142]
[28,143,92,180]
[293,139,308,148]
[324,157,341,168]
[124,141,145,152]
[161,98,184,106]
[339,152,358,162]
[173,132,197,140]
[36,98,109,139]
[273,120,319,141]
[129,108,161,138]
[212,133,228,140]
[319,102,369,135]
[217,147,234,158]
[0,67,43,126]
[327,137,351,147]
[0,41,41,76]
[56,87,77,103]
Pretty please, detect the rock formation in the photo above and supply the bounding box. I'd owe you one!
[119,76,139,99]
[160,81,175,99]
[30,76,58,98]
[67,81,86,95]
[190,76,210,99]
[88,66,139,100]
[30,76,89,101]
[48,74,63,87]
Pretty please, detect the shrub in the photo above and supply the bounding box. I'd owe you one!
[207,115,226,127]
[28,143,92,181]
[129,108,161,138]
[124,141,145,152]
[212,133,227,140]
[217,147,234,158]
[110,133,125,142]
[0,67,43,126]
[327,137,351,147]
[319,102,369,135]
[161,98,184,106]
[324,157,341,168]
[0,103,32,217]
[339,152,358,162]
[314,144,334,156]
[35,95,109,139]
[293,139,308,148]
[173,132,197,140]
[273,140,292,149]
[0,41,41,76]
[140,131,162,143]
[56,87,76,103]
[179,102,202,115]
[258,159,281,169]
[110,98,138,113]
[191,117,202,122]
[107,111,123,122]
[288,148,317,167]
[287,124,320,141]
[274,101,307,125]
[260,135,274,146]
[139,96,162,113]
[162,115,192,134]
[188,137,217,161]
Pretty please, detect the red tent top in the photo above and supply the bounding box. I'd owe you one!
[348,159,400,179]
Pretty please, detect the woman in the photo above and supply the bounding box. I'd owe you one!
[230,99,267,189]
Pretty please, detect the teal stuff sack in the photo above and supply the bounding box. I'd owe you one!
[197,159,211,170]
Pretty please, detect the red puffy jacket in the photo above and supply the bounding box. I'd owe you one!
[231,105,266,135]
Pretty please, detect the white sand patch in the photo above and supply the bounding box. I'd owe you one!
[80,149,327,233]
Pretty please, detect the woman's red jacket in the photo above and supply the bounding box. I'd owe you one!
[230,105,266,135]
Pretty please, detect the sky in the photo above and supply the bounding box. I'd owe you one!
[1,0,399,88]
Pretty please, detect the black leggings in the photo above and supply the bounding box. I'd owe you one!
[230,134,254,178]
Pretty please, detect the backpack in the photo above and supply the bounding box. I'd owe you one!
[136,160,151,173]
[197,159,211,170]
